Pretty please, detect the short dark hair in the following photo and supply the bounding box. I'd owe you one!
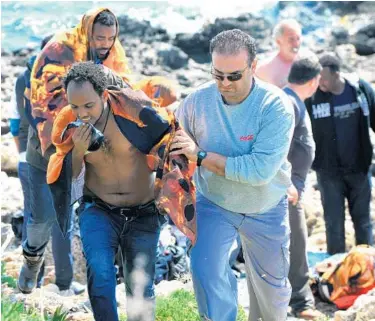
[63,61,108,96]
[319,54,341,73]
[288,52,322,85]
[209,29,257,66]
[41,35,53,50]
[93,10,116,27]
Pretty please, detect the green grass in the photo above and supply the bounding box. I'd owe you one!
[2,262,247,321]
[1,262,17,288]
[120,289,246,321]
[1,299,68,321]
[1,262,68,321]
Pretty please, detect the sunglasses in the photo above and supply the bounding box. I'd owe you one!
[211,65,248,82]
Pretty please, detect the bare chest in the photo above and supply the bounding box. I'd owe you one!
[84,118,142,166]
[269,60,292,88]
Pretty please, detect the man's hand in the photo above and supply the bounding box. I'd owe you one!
[72,123,92,154]
[287,184,299,206]
[170,129,199,162]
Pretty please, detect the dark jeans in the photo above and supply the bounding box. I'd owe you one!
[317,171,373,254]
[288,201,315,313]
[22,164,74,290]
[79,198,166,321]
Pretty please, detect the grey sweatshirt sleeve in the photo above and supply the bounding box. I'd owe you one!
[225,95,294,186]
[174,93,196,140]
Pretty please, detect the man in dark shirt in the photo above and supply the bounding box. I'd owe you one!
[284,52,323,320]
[305,53,375,255]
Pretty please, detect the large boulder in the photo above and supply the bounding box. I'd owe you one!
[173,14,272,63]
[156,43,189,70]
[351,23,375,56]
[331,27,350,46]
[117,15,169,43]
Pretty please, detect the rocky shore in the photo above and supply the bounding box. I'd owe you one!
[2,2,375,320]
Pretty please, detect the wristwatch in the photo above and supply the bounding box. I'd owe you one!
[197,150,207,167]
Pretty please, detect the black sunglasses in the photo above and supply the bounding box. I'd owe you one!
[211,65,248,82]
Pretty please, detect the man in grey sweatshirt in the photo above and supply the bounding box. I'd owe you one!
[284,52,324,320]
[172,29,295,321]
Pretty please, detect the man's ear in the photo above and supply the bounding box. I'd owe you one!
[275,36,282,48]
[251,58,258,73]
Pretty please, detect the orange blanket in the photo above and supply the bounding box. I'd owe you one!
[30,7,131,155]
[133,76,178,107]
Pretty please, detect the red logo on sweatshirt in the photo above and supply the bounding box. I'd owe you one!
[240,134,254,141]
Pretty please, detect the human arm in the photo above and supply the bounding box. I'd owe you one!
[169,129,226,176]
[360,79,375,133]
[173,92,295,184]
[9,84,21,152]
[71,123,91,179]
[225,95,294,185]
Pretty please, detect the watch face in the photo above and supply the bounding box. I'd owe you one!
[198,151,206,158]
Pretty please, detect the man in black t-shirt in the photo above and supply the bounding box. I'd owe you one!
[305,54,375,254]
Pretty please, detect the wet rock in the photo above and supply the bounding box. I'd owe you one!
[351,23,375,56]
[1,136,19,174]
[10,56,28,67]
[174,14,272,63]
[2,223,14,248]
[12,48,33,57]
[156,43,189,70]
[1,48,11,56]
[331,27,350,46]
[117,15,169,43]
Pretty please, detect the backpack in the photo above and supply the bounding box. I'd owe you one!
[318,245,375,309]
[154,245,189,284]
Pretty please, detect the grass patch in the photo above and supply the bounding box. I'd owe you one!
[1,262,68,321]
[2,262,247,321]
[1,262,17,288]
[1,299,68,321]
[120,289,246,321]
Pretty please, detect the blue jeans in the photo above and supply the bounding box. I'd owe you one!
[18,162,31,243]
[317,171,373,254]
[19,161,44,287]
[79,199,166,321]
[22,164,74,290]
[191,194,291,321]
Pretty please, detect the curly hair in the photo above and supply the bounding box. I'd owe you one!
[94,10,116,27]
[63,61,108,96]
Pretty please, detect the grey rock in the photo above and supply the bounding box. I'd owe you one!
[156,43,189,70]
[10,57,28,67]
[331,27,350,45]
[173,14,272,63]
[117,15,169,43]
[1,223,13,245]
[351,23,375,56]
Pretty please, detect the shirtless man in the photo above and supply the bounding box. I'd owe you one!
[256,19,302,88]
[64,62,166,321]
